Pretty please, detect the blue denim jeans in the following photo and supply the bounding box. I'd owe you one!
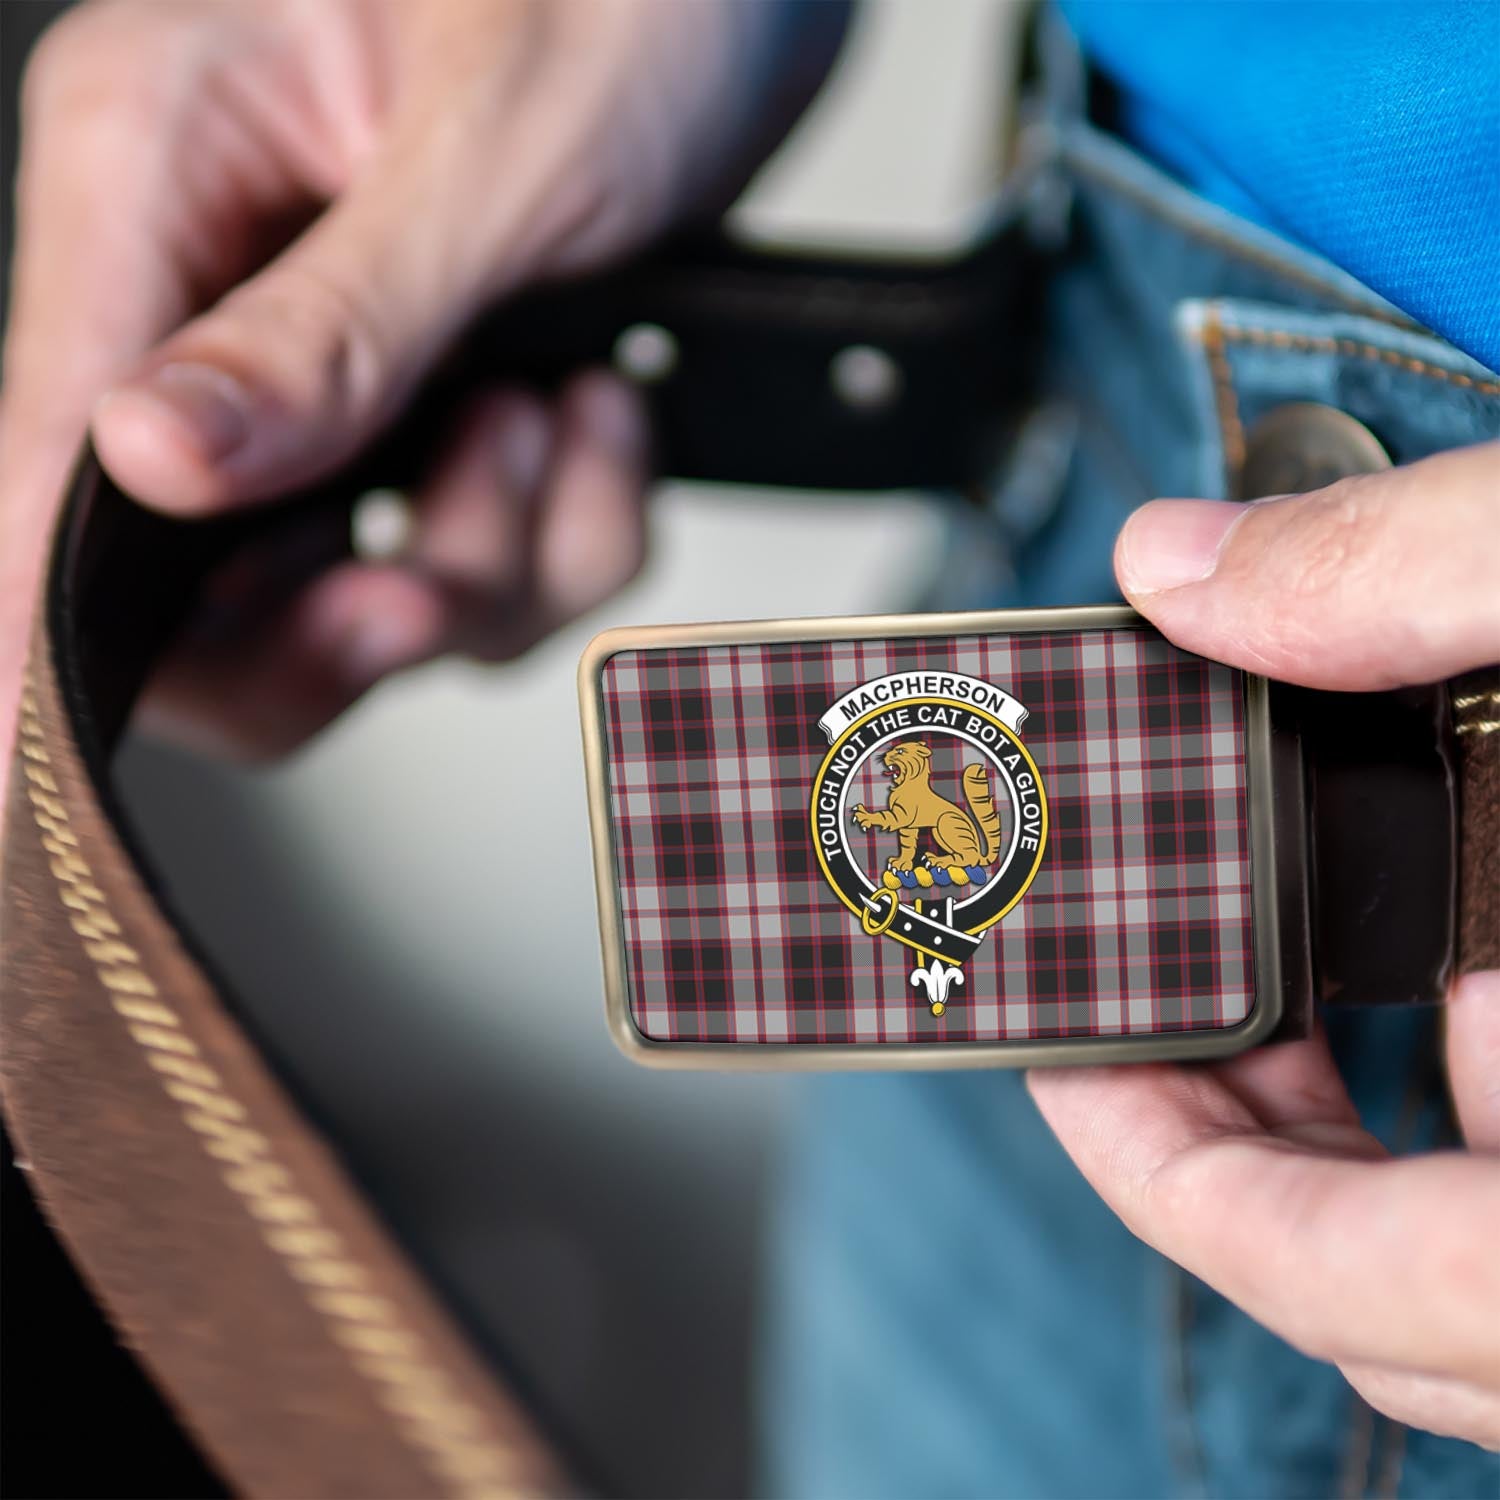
[759,92,1500,1500]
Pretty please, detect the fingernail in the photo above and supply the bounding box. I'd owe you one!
[111,362,253,463]
[341,613,425,686]
[1117,499,1242,595]
[495,405,550,495]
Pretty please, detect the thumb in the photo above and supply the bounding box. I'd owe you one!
[90,116,550,513]
[1114,442,1500,690]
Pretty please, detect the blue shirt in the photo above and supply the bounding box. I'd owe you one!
[1061,0,1500,372]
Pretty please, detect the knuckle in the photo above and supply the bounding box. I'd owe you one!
[1214,480,1396,679]
[1428,1216,1500,1344]
[221,262,390,416]
[1272,481,1381,602]
[20,9,100,117]
[21,2,153,119]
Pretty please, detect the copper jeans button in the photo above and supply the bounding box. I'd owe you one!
[1236,402,1392,499]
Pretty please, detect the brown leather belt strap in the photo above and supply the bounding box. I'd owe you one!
[1454,666,1500,975]
[4,458,570,1496]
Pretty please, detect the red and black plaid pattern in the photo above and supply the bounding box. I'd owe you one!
[599,627,1253,1044]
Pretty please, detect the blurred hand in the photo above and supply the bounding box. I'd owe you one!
[0,0,840,760]
[1031,442,1500,1447]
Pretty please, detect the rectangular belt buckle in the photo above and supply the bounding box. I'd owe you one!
[578,605,1305,1069]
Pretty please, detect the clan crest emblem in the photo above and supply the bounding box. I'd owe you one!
[810,671,1049,1015]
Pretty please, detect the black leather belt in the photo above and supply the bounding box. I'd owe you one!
[1,228,1495,1496]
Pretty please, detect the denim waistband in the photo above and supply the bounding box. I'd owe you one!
[954,40,1500,613]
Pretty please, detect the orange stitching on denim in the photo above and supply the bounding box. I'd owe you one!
[1198,308,1245,474]
[1190,315,1500,494]
[1217,326,1500,395]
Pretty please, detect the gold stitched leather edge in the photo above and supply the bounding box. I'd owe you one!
[15,671,538,1500]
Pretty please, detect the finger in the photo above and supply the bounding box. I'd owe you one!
[134,385,549,758]
[1114,443,1500,689]
[1,1,335,787]
[1341,1361,1500,1450]
[2,10,191,467]
[1203,1025,1376,1150]
[89,19,608,516]
[139,562,446,761]
[1,10,200,797]
[1,0,327,519]
[1029,1058,1500,1384]
[138,372,643,755]
[406,390,552,617]
[433,369,649,663]
[1027,1031,1372,1191]
[89,186,465,514]
[1447,969,1500,1153]
[530,371,650,623]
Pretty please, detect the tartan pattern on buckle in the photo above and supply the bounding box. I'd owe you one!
[598,628,1254,1045]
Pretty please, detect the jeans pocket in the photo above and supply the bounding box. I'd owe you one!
[1176,299,1500,499]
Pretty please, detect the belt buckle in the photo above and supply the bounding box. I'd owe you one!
[579,604,1307,1069]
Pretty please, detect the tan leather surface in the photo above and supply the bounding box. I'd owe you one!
[1453,667,1500,976]
[1,628,569,1499]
